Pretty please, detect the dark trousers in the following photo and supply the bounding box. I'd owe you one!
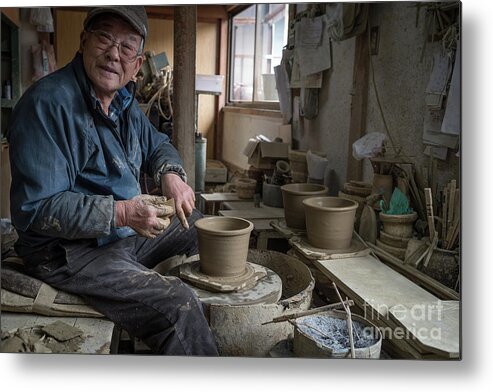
[24,209,218,356]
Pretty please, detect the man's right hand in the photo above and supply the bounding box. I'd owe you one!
[115,195,175,239]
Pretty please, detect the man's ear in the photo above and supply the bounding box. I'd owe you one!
[79,31,87,53]
[131,56,144,80]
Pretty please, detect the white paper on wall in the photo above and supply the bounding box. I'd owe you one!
[274,64,292,124]
[294,15,332,77]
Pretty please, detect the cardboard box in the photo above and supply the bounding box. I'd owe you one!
[243,139,290,169]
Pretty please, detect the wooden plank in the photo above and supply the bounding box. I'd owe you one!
[314,255,439,320]
[313,255,459,358]
[389,301,460,358]
[366,242,459,300]
[310,260,426,359]
[346,25,369,181]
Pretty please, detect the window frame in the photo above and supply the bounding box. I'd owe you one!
[226,3,291,110]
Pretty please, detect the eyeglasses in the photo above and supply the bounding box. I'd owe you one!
[88,29,142,62]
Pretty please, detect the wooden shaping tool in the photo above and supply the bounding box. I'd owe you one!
[424,188,436,241]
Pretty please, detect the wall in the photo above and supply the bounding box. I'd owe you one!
[300,37,356,194]
[364,3,459,191]
[297,3,459,194]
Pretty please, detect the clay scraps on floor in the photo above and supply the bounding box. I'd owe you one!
[1,321,83,353]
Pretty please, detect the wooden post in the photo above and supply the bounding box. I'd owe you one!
[173,6,197,190]
[214,18,228,161]
[346,26,370,182]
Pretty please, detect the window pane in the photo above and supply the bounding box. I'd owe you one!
[230,5,256,102]
[255,4,288,102]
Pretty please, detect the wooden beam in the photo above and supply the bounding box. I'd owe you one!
[214,18,228,161]
[1,8,20,26]
[173,6,197,190]
[146,5,227,21]
[346,27,370,182]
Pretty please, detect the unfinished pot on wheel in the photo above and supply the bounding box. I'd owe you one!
[303,196,358,249]
[281,183,328,229]
[195,217,254,277]
[379,211,418,238]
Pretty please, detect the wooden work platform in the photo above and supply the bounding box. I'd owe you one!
[312,255,460,359]
[1,312,115,354]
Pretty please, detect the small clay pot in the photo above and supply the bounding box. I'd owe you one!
[235,178,257,199]
[281,183,329,229]
[379,211,418,238]
[303,197,358,249]
[195,217,254,277]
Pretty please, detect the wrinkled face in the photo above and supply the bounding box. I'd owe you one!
[80,15,144,101]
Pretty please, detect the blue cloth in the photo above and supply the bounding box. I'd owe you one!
[8,53,185,256]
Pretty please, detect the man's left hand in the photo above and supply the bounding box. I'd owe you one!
[161,173,195,229]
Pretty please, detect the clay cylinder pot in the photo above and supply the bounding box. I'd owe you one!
[281,183,329,229]
[195,217,254,277]
[235,178,257,199]
[379,211,418,238]
[303,197,359,249]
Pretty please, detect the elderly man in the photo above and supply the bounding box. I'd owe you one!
[7,6,218,356]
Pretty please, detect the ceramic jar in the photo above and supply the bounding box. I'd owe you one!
[281,183,329,229]
[303,196,359,249]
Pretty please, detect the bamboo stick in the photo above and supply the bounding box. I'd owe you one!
[332,283,355,359]
[261,300,354,325]
[447,180,456,235]
[441,185,448,247]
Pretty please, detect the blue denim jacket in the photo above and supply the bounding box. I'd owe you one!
[8,53,185,257]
